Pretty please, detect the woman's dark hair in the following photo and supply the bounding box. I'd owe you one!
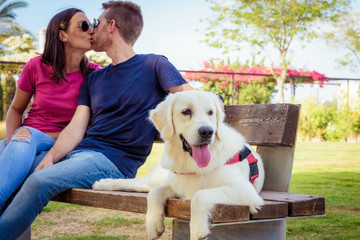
[41,8,95,84]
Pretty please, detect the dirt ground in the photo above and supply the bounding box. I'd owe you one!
[32,206,173,240]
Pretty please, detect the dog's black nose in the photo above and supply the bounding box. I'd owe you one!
[198,126,214,140]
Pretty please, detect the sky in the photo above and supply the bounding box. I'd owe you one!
[13,0,360,103]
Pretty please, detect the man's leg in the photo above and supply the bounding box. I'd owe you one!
[0,149,125,240]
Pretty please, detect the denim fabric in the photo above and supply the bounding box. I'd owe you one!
[0,149,125,240]
[0,138,6,154]
[0,127,55,209]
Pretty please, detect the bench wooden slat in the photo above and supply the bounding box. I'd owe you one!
[251,200,288,220]
[52,189,321,223]
[165,198,250,223]
[260,191,325,216]
[224,104,300,147]
[52,189,148,214]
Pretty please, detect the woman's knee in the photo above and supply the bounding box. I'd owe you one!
[12,128,32,142]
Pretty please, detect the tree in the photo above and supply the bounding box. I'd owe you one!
[86,50,112,67]
[325,12,360,72]
[203,0,350,103]
[0,0,28,53]
[0,33,35,120]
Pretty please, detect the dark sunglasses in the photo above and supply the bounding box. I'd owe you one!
[92,18,100,29]
[79,21,92,32]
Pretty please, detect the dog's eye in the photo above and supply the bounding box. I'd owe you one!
[208,110,213,116]
[182,108,192,116]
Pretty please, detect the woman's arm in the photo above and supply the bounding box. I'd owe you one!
[5,89,33,145]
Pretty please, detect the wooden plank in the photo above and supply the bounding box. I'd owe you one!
[251,201,288,220]
[260,191,325,216]
[165,198,250,223]
[52,189,148,214]
[224,104,300,147]
[53,189,324,222]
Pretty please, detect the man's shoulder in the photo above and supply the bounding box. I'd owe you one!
[138,53,168,62]
[87,64,110,78]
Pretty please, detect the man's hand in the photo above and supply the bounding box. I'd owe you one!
[34,156,55,172]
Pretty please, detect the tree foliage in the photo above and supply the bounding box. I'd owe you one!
[299,87,360,142]
[203,0,351,103]
[86,50,112,67]
[0,0,28,53]
[325,12,360,73]
[0,34,36,74]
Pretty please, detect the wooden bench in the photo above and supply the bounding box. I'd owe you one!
[19,104,325,240]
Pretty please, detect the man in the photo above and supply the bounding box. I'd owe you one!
[0,1,193,239]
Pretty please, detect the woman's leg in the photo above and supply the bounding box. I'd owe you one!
[0,127,55,209]
[0,149,125,240]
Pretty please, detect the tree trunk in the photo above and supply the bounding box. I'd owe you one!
[276,68,287,103]
[277,81,285,103]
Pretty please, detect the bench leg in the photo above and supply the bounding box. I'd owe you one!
[172,219,286,240]
[16,227,31,240]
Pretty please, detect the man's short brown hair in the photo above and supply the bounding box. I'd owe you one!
[102,1,143,46]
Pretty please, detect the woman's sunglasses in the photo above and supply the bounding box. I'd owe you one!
[79,21,92,32]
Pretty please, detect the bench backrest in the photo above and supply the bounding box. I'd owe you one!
[156,104,300,192]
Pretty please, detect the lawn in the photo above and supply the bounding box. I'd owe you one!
[26,142,360,239]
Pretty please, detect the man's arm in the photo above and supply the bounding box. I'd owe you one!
[168,83,194,93]
[34,105,91,172]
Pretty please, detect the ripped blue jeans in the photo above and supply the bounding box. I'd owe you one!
[0,126,55,209]
[0,149,126,240]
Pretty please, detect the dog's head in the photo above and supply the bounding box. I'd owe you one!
[149,91,225,168]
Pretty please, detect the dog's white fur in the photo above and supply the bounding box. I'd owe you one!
[93,91,264,240]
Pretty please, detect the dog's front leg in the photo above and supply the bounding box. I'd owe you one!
[146,184,175,240]
[189,185,260,240]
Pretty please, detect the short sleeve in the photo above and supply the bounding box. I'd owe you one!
[155,56,187,92]
[17,60,35,93]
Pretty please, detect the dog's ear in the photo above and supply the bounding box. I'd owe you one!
[149,94,175,141]
[213,93,225,140]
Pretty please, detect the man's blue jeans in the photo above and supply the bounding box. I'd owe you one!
[0,149,125,240]
[0,126,55,209]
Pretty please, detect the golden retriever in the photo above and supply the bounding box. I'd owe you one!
[93,91,265,240]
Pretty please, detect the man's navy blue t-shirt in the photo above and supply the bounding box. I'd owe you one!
[76,54,187,178]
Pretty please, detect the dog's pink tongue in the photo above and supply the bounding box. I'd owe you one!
[192,145,211,168]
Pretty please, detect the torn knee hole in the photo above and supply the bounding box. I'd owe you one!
[14,128,32,141]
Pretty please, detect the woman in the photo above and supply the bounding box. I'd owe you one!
[0,8,100,210]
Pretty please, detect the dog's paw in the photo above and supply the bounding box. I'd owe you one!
[92,178,115,190]
[190,219,211,240]
[249,195,265,214]
[146,213,165,240]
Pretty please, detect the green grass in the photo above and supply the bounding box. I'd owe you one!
[54,236,130,240]
[287,142,360,240]
[92,216,144,227]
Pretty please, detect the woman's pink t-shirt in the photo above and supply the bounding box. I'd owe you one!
[17,56,101,133]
